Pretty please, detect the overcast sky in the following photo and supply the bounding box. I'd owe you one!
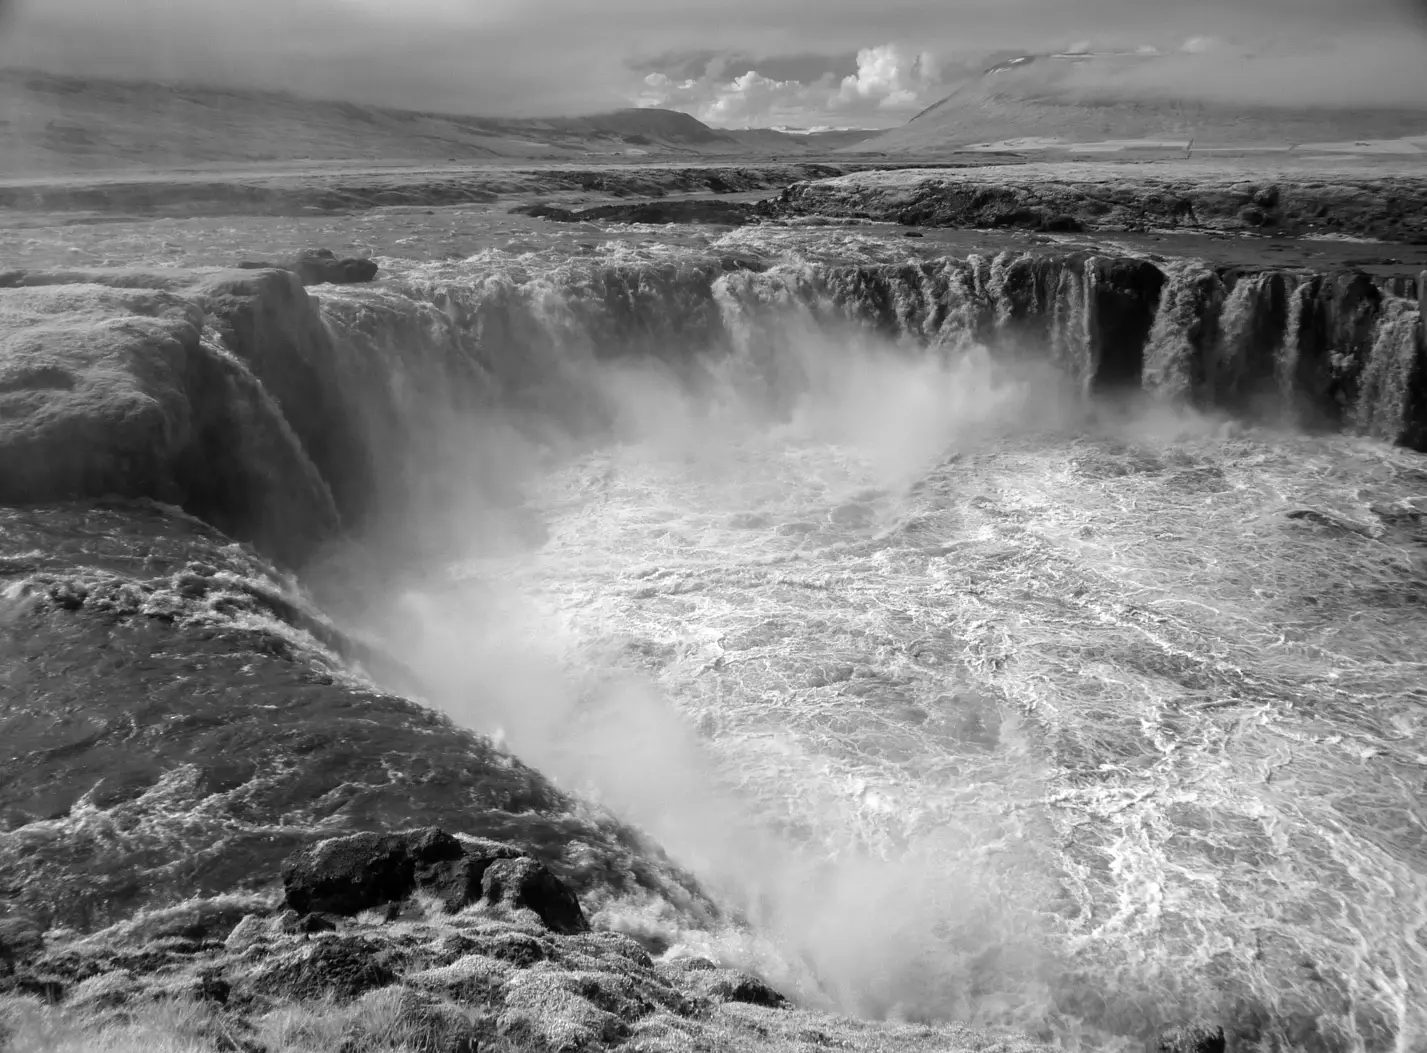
[2,0,1425,127]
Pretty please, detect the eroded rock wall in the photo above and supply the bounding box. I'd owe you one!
[773,168,1427,240]
[1,254,1423,573]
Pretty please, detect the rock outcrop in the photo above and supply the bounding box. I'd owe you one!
[0,278,340,567]
[0,823,1050,1053]
[237,248,379,286]
[515,199,759,225]
[1,251,1423,587]
[0,824,1017,1053]
[197,267,376,525]
[0,885,938,1053]
[0,504,711,933]
[772,166,1427,242]
[280,828,587,934]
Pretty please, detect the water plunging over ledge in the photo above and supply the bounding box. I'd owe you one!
[1,229,1424,1052]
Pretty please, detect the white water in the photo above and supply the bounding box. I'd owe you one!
[314,236,1427,1052]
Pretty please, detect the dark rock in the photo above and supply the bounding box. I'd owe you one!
[515,199,757,226]
[466,931,549,967]
[198,267,373,534]
[1087,256,1167,392]
[196,972,231,1003]
[480,857,590,935]
[281,828,534,919]
[1238,205,1269,227]
[296,912,339,934]
[1043,214,1084,233]
[236,248,378,286]
[662,956,718,973]
[705,971,787,1008]
[657,959,787,1009]
[1158,1024,1226,1053]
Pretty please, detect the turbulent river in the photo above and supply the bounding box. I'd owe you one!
[287,227,1427,1052]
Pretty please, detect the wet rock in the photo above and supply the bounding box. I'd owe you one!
[0,279,341,567]
[296,912,340,934]
[703,971,788,1008]
[281,828,532,918]
[237,248,378,285]
[1087,256,1167,392]
[480,857,590,935]
[1158,1024,1226,1053]
[659,959,787,1008]
[199,266,375,529]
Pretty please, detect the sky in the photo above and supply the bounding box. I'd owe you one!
[1,0,1425,128]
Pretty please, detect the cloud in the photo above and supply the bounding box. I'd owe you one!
[1043,36,1427,108]
[835,45,939,110]
[1180,35,1221,54]
[0,0,1424,120]
[634,43,944,128]
[637,68,840,128]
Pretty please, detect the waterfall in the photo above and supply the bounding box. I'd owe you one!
[1142,262,1222,402]
[1354,295,1425,443]
[1276,278,1312,419]
[240,252,1426,536]
[1049,261,1093,392]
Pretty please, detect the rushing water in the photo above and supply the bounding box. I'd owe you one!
[302,229,1427,1052]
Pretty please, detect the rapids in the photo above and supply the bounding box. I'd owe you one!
[297,229,1427,1052]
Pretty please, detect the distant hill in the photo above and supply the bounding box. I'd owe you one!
[845,52,1427,155]
[0,70,875,175]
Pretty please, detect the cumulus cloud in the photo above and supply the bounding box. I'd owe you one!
[0,0,1424,120]
[637,67,839,128]
[633,43,944,128]
[835,45,939,110]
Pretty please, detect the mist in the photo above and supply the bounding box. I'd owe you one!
[306,292,1235,1039]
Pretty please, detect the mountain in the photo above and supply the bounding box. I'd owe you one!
[0,70,871,176]
[844,52,1427,155]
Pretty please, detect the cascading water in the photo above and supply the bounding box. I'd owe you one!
[291,233,1426,1053]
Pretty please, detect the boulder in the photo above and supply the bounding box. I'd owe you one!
[281,828,567,923]
[237,248,378,286]
[479,856,590,935]
[657,958,787,1008]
